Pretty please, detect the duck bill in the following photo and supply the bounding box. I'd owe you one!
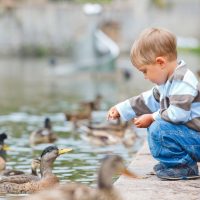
[121,168,139,178]
[2,144,10,151]
[58,148,72,155]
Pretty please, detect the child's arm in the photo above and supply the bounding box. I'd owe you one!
[115,87,160,121]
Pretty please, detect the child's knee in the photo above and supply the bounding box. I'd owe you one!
[148,119,173,134]
[148,120,159,133]
[148,121,161,142]
[148,119,173,141]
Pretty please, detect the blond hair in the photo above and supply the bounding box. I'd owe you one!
[130,28,177,68]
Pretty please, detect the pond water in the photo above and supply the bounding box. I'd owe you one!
[0,52,199,199]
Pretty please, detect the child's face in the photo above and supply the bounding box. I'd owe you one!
[138,63,169,85]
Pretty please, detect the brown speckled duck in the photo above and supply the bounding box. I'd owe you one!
[23,155,138,200]
[65,95,103,129]
[0,158,41,183]
[80,120,129,146]
[80,94,102,111]
[30,118,57,146]
[0,145,72,194]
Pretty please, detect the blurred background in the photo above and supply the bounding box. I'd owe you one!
[0,0,199,198]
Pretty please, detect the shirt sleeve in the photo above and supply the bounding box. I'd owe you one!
[116,87,160,121]
[159,80,198,123]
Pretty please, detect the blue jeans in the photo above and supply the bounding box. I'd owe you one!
[147,119,200,168]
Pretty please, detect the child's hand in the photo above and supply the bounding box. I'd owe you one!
[133,114,154,128]
[107,106,120,120]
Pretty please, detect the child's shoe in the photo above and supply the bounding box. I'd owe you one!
[153,162,167,172]
[156,164,200,180]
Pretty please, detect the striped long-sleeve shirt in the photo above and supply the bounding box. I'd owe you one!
[116,60,200,132]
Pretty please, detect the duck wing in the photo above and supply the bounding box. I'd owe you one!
[1,169,25,176]
[0,176,58,194]
[23,183,97,200]
[0,174,40,184]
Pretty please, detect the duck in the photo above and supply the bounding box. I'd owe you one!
[0,133,39,177]
[0,145,72,194]
[87,119,128,137]
[80,94,103,111]
[122,127,138,148]
[0,158,41,183]
[65,95,103,129]
[30,118,57,146]
[79,120,129,146]
[0,133,8,171]
[65,112,92,130]
[80,126,121,146]
[23,155,139,200]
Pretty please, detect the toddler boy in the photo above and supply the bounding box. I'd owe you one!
[107,27,200,180]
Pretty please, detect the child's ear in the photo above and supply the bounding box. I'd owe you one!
[156,57,166,69]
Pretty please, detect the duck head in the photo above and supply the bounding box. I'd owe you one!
[40,145,72,177]
[0,133,8,160]
[98,155,138,190]
[44,118,52,129]
[40,145,72,163]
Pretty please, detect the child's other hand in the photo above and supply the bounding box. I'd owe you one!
[107,106,120,120]
[133,114,154,128]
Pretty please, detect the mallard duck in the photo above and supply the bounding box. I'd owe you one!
[87,119,128,137]
[0,158,41,183]
[79,120,129,146]
[0,133,8,171]
[24,155,138,200]
[65,112,92,130]
[122,128,138,148]
[0,145,72,194]
[80,94,103,111]
[80,126,121,146]
[65,95,103,129]
[30,118,57,146]
[0,133,39,177]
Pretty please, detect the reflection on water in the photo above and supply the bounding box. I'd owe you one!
[0,53,199,199]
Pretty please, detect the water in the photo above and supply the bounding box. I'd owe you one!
[0,52,199,199]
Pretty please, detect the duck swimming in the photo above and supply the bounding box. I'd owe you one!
[80,94,103,111]
[24,155,139,200]
[0,145,72,194]
[0,133,39,177]
[79,120,129,146]
[0,158,41,183]
[30,118,57,146]
[65,95,103,130]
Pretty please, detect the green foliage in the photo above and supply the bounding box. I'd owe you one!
[151,0,172,9]
[20,46,49,57]
[19,42,74,58]
[178,47,200,55]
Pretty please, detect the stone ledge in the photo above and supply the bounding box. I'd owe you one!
[115,141,200,200]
